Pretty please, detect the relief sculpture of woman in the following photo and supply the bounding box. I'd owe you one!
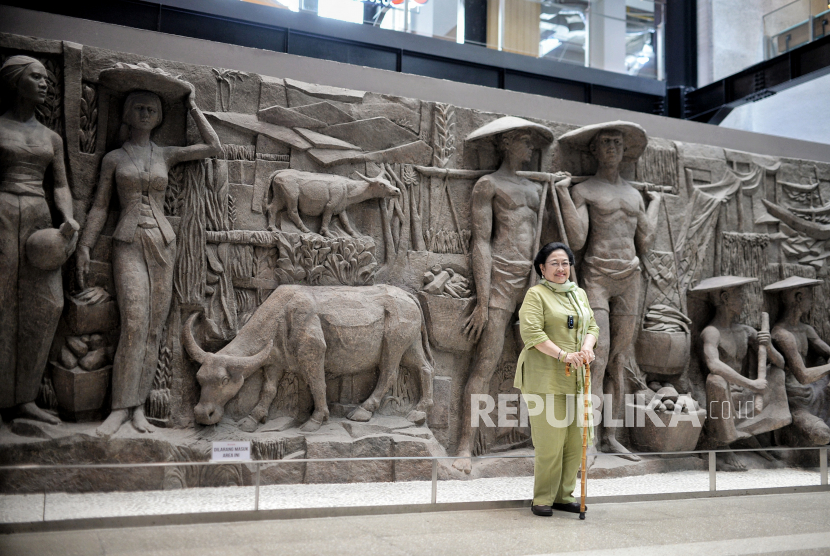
[0,56,79,426]
[77,65,221,436]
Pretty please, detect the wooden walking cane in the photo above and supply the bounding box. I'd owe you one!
[567,361,591,520]
[580,363,591,520]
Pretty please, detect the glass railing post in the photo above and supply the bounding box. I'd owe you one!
[821,447,828,486]
[431,459,438,504]
[708,451,717,492]
[255,462,261,511]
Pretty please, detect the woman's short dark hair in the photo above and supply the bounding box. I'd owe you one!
[533,242,575,277]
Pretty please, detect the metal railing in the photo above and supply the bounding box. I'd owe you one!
[1,445,827,520]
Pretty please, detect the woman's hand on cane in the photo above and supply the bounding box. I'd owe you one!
[564,351,585,368]
[579,347,596,366]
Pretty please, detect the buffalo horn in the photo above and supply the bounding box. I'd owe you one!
[182,313,209,364]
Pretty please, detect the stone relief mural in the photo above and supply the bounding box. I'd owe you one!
[1,32,830,492]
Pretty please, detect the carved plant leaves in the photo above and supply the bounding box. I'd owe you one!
[274,233,307,283]
[79,83,98,153]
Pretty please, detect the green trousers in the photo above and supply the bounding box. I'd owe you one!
[524,393,583,506]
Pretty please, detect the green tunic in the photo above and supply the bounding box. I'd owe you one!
[514,283,599,394]
[514,281,600,507]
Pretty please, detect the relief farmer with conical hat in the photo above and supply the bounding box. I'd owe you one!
[692,276,791,471]
[453,116,555,473]
[554,121,662,461]
[766,276,830,446]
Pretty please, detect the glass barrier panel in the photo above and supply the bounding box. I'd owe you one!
[539,1,588,65]
[236,0,665,80]
[0,449,825,523]
[814,3,830,39]
[764,0,811,58]
[624,1,660,79]
[582,0,662,78]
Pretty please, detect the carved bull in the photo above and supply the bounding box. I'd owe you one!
[182,284,434,433]
[265,168,400,237]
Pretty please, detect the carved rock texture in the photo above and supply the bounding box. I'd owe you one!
[1,31,829,492]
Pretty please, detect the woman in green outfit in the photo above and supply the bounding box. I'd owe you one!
[515,242,599,517]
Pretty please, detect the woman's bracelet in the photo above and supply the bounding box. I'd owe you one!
[558,350,567,362]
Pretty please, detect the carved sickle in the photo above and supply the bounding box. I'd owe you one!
[762,199,830,240]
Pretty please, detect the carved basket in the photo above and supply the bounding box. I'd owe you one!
[417,293,476,354]
[627,402,707,453]
[65,294,119,336]
[635,329,689,376]
[51,363,111,422]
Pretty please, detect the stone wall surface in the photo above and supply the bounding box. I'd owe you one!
[1,29,829,493]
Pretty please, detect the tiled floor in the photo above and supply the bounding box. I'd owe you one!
[1,492,829,555]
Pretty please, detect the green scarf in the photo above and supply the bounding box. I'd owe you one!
[540,279,594,441]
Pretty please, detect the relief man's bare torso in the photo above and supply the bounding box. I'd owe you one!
[488,175,542,261]
[574,178,642,261]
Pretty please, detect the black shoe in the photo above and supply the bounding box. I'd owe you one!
[531,505,553,516]
[552,502,582,513]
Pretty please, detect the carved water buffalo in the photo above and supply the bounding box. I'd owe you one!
[265,167,400,237]
[182,284,434,433]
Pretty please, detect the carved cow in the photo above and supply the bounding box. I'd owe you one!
[182,284,434,433]
[265,168,400,237]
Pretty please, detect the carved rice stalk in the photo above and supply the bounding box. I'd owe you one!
[227,195,237,230]
[146,344,173,422]
[432,103,456,168]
